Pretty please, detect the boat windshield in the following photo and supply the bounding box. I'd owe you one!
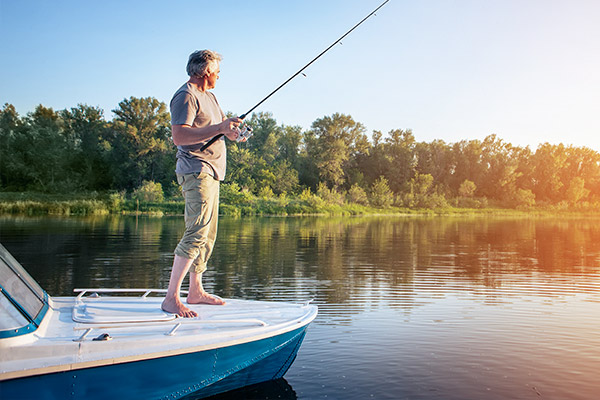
[0,244,47,328]
[0,290,30,330]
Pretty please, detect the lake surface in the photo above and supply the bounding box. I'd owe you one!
[1,215,600,399]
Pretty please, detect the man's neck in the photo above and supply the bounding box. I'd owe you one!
[188,76,209,92]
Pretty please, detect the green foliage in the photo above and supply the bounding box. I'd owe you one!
[531,143,567,202]
[0,193,108,216]
[418,192,450,209]
[132,180,164,202]
[566,177,590,204]
[4,100,600,214]
[459,180,477,198]
[305,113,367,189]
[298,188,325,209]
[371,176,393,208]
[258,186,275,199]
[348,184,369,205]
[270,160,299,195]
[316,182,345,205]
[61,104,112,190]
[401,173,450,209]
[408,173,434,195]
[513,188,536,209]
[455,196,489,209]
[109,97,173,190]
[220,182,253,205]
[107,191,126,212]
[165,180,183,199]
[381,129,417,193]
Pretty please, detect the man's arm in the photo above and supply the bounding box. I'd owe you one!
[172,117,243,146]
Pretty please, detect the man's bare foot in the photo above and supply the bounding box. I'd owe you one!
[161,296,198,318]
[187,291,226,305]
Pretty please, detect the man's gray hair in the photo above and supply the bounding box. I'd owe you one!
[186,50,222,78]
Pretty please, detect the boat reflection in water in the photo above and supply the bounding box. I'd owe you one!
[0,243,317,400]
[202,378,296,400]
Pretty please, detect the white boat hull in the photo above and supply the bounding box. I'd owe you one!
[0,295,317,400]
[2,321,309,399]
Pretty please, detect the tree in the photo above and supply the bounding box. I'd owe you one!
[531,143,568,202]
[382,129,416,193]
[20,105,75,191]
[61,104,112,190]
[270,160,299,195]
[458,180,476,197]
[512,188,536,208]
[408,173,434,196]
[451,139,484,195]
[566,177,589,204]
[226,113,304,196]
[305,113,367,189]
[132,180,164,202]
[245,112,281,163]
[414,139,453,190]
[401,173,445,208]
[0,104,23,189]
[348,183,369,205]
[226,145,256,190]
[371,176,393,207]
[559,146,600,200]
[109,97,174,190]
[112,97,170,137]
[278,124,303,169]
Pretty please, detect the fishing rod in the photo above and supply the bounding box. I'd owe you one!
[200,0,390,152]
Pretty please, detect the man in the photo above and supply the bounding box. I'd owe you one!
[161,50,242,318]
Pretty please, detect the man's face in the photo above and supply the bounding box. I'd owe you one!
[207,66,220,89]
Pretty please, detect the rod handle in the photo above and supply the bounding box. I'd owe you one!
[199,114,247,152]
[199,133,223,152]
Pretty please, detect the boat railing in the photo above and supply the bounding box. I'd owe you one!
[74,288,184,301]
[74,288,315,308]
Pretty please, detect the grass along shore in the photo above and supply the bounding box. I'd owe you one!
[2,190,597,218]
[0,190,421,217]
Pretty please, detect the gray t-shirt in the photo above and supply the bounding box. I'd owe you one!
[170,83,227,180]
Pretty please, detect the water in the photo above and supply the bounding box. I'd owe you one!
[1,215,600,399]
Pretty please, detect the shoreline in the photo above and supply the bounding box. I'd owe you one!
[1,192,598,218]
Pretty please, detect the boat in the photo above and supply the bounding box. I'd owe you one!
[0,243,317,399]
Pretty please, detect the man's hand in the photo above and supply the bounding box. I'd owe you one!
[220,117,243,141]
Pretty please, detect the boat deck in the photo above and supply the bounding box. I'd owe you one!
[0,290,317,380]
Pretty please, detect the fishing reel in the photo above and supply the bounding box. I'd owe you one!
[235,125,253,142]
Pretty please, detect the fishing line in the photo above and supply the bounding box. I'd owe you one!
[200,0,390,151]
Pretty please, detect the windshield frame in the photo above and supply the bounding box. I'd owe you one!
[0,244,49,338]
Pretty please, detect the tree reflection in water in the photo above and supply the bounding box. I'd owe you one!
[2,215,600,400]
[2,215,599,320]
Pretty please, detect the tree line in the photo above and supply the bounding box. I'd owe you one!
[2,97,599,209]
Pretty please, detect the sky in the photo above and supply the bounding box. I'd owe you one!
[1,0,599,150]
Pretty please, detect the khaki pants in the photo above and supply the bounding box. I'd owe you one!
[174,172,220,274]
